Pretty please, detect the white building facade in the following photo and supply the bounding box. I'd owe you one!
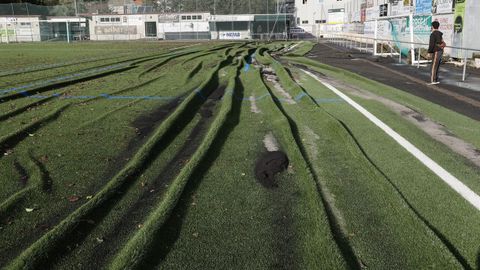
[0,16,42,43]
[89,13,211,40]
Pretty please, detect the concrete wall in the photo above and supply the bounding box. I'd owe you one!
[89,14,147,40]
[295,0,346,25]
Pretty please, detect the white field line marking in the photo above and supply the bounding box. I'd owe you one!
[286,41,303,52]
[302,69,480,211]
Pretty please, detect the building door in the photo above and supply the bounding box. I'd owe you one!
[145,22,157,37]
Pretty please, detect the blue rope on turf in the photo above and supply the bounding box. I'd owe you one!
[6,91,343,104]
[0,63,130,96]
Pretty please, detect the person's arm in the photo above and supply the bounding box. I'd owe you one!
[428,33,435,53]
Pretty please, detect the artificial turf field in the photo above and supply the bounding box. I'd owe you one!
[0,41,480,269]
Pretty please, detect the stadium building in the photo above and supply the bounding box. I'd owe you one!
[88,13,211,40]
[0,15,87,42]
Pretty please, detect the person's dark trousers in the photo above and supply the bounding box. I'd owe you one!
[431,50,443,83]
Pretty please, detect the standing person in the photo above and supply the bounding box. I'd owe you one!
[428,20,445,85]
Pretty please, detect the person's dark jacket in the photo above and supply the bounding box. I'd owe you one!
[428,30,444,53]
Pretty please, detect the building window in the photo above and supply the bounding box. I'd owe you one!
[123,16,127,23]
[197,15,202,20]
[302,20,309,24]
[20,22,31,26]
[303,0,307,3]
[186,15,191,20]
[99,17,121,23]
[315,20,326,24]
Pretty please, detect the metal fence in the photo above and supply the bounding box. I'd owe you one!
[322,33,480,81]
[0,1,284,17]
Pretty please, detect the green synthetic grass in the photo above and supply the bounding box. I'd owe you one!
[153,59,348,270]
[0,42,234,268]
[4,51,233,270]
[1,41,479,269]
[257,53,464,268]
[110,59,241,270]
[284,61,480,268]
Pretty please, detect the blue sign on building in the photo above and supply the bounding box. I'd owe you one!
[415,0,432,14]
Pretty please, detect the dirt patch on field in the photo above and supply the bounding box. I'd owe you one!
[262,67,296,104]
[249,95,261,114]
[302,126,320,162]
[315,73,480,168]
[263,132,280,152]
[255,151,289,188]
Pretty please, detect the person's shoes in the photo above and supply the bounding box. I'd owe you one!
[429,81,440,85]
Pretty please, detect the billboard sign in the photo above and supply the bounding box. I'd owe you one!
[327,8,346,24]
[452,0,466,57]
[220,32,242,39]
[380,4,389,17]
[415,0,432,14]
[366,6,379,20]
[433,14,454,54]
[432,0,454,14]
[361,4,367,22]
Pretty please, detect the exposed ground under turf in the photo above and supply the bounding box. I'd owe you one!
[1,41,480,269]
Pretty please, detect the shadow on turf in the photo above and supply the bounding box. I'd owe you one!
[477,250,480,269]
[137,60,245,269]
[4,58,234,269]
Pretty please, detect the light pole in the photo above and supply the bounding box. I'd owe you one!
[74,0,78,16]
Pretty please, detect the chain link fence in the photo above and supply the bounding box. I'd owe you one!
[0,1,294,42]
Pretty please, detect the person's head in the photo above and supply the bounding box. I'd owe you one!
[432,21,440,30]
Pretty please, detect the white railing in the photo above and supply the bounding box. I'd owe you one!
[321,32,480,82]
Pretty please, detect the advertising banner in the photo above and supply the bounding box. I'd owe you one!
[432,0,454,14]
[328,8,346,24]
[366,6,379,21]
[0,29,15,38]
[364,21,375,36]
[372,15,431,55]
[463,0,480,58]
[219,32,242,39]
[361,5,367,22]
[432,14,454,54]
[380,4,389,17]
[391,1,413,16]
[452,0,466,57]
[415,0,432,14]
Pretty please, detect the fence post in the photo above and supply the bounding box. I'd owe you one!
[417,47,421,68]
[66,21,70,43]
[399,47,402,63]
[462,54,467,81]
[374,19,378,56]
[4,23,9,44]
[409,13,415,65]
